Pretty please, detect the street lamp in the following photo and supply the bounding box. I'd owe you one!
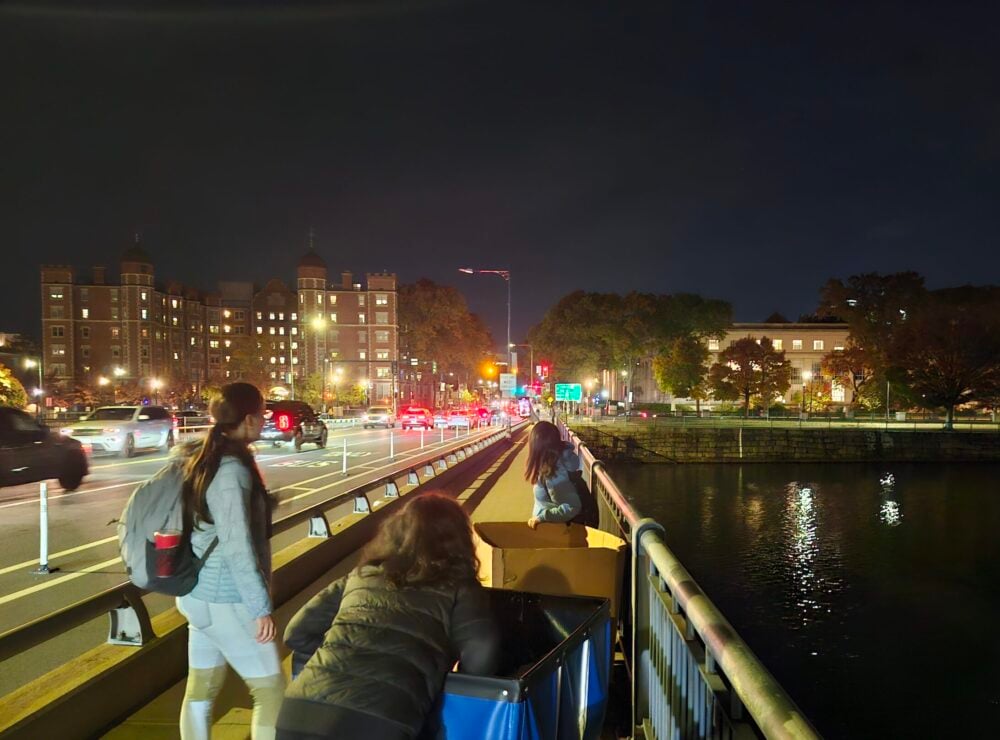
[24,358,43,419]
[802,369,813,415]
[459,267,511,371]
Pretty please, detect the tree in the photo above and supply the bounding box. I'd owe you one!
[399,279,494,376]
[0,363,28,408]
[892,290,1000,429]
[653,336,711,413]
[226,336,270,391]
[821,345,876,411]
[299,372,324,408]
[708,337,790,416]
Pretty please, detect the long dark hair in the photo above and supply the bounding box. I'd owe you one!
[360,493,479,589]
[525,420,563,485]
[182,382,264,530]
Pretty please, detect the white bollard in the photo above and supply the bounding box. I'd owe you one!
[420,428,425,449]
[440,427,445,444]
[37,481,51,574]
[342,438,348,476]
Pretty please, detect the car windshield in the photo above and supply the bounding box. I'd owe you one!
[85,408,135,421]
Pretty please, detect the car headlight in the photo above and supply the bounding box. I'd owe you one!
[60,428,73,435]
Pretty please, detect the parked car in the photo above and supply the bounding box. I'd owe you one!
[261,401,327,451]
[60,405,175,457]
[362,406,396,429]
[400,406,433,430]
[0,408,89,490]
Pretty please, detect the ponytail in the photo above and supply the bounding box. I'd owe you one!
[182,382,265,530]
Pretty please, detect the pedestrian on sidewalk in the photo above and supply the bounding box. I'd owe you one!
[176,382,284,740]
[276,492,500,740]
[525,420,582,528]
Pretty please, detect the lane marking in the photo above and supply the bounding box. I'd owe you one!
[0,557,123,607]
[0,536,119,576]
[0,480,140,510]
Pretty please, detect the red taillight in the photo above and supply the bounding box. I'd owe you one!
[276,413,292,431]
[172,417,179,428]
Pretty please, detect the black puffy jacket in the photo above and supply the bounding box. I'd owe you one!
[281,565,500,737]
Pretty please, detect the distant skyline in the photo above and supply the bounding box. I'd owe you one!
[3,1,1000,346]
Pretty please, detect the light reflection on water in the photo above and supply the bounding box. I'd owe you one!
[610,461,1000,739]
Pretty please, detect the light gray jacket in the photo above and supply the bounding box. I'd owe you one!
[188,456,273,618]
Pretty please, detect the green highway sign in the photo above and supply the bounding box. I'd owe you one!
[554,383,583,402]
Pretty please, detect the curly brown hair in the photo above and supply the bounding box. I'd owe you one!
[359,492,480,589]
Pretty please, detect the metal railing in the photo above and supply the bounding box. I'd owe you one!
[0,423,519,667]
[561,423,821,740]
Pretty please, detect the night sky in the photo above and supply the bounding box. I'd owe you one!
[4,1,1000,347]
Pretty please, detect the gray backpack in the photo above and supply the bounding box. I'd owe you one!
[117,461,217,595]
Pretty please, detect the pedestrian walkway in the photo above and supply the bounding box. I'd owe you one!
[106,428,534,738]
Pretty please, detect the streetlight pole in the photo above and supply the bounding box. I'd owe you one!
[459,268,511,370]
[322,358,329,412]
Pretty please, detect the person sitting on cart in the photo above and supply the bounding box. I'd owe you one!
[276,492,500,740]
[525,420,582,528]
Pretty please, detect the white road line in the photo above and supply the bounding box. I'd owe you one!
[0,557,123,607]
[0,480,139,510]
[0,536,119,576]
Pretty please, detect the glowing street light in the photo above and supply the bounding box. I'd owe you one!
[97,376,110,386]
[113,366,126,377]
[150,378,163,405]
[459,267,512,370]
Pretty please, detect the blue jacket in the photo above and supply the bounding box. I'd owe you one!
[188,455,273,619]
[532,445,581,522]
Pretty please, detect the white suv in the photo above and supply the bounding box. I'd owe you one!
[61,406,174,457]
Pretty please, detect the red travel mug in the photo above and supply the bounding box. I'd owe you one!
[154,529,182,577]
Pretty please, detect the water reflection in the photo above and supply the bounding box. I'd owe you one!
[785,483,826,626]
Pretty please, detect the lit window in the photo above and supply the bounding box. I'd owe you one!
[111,327,120,338]
[330,313,337,323]
[140,291,147,301]
[278,312,284,321]
[375,312,388,325]
[358,295,366,307]
[359,313,366,324]
[792,340,803,351]
[291,312,298,320]
[270,327,276,335]
[81,308,89,319]
[300,294,304,304]
[141,309,148,320]
[173,352,179,360]
[707,339,720,351]
[375,294,388,306]
[190,337,196,346]
[51,344,65,356]
[223,309,231,318]
[316,294,323,305]
[376,367,390,378]
[329,295,337,305]
[291,327,298,335]
[279,356,286,364]
[270,357,277,364]
[49,288,64,300]
[224,339,231,348]
[375,331,389,343]
[359,350,366,360]
[292,357,299,364]
[279,327,285,335]
[210,340,220,349]
[773,339,783,350]
[813,340,824,351]
[257,326,263,334]
[834,345,844,351]
[223,325,231,334]
[172,299,179,309]
[256,311,263,320]
[376,350,389,360]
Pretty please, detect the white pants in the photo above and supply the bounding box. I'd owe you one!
[177,595,284,740]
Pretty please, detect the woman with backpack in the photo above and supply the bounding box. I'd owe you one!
[275,492,500,740]
[176,382,284,740]
[525,420,584,528]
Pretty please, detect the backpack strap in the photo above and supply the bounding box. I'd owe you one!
[197,537,220,569]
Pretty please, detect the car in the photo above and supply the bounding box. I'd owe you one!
[0,408,89,490]
[400,407,433,430]
[432,410,449,428]
[362,406,396,429]
[60,405,175,457]
[260,401,327,451]
[174,409,212,429]
[447,409,472,428]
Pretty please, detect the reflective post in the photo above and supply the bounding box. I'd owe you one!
[342,438,348,476]
[35,481,51,574]
[390,430,395,460]
[420,428,425,449]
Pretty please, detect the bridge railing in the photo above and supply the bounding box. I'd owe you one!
[561,422,822,740]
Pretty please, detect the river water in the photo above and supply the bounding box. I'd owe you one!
[610,461,1000,739]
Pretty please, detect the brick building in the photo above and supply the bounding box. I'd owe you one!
[40,241,398,406]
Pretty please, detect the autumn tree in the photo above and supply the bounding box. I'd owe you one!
[891,288,1000,429]
[0,363,29,408]
[226,336,270,391]
[821,345,876,411]
[708,337,790,416]
[653,337,710,413]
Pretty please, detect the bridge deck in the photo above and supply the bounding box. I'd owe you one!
[105,431,533,739]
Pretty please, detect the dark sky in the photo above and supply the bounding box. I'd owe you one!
[3,1,1000,347]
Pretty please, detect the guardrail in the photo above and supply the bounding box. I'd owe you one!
[0,422,520,672]
[571,412,1000,433]
[560,422,821,740]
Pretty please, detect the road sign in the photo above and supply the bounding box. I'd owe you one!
[499,373,516,391]
[554,383,583,402]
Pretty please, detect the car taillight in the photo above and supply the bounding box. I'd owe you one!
[276,413,292,431]
[172,417,179,428]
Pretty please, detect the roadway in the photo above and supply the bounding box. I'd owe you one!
[0,422,493,694]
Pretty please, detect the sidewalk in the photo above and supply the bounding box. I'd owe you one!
[105,427,533,738]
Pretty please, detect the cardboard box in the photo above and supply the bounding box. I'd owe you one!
[474,522,627,618]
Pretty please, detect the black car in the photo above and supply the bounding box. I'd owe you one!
[260,400,327,451]
[0,407,89,490]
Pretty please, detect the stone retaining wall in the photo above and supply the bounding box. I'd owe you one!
[572,425,1000,463]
